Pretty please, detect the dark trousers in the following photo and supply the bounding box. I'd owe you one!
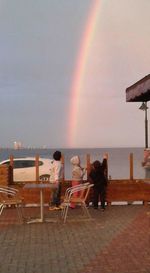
[51,183,62,207]
[93,186,106,209]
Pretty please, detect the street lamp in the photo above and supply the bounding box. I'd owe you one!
[139,102,149,148]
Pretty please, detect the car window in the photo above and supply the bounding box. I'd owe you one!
[1,161,22,168]
[20,160,35,168]
[1,159,43,169]
[13,161,23,168]
[15,160,43,168]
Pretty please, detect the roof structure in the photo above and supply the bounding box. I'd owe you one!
[126,74,150,102]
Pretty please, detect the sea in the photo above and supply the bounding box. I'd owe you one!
[0,147,147,180]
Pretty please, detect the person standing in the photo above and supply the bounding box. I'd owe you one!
[89,154,107,211]
[70,155,86,209]
[49,151,64,210]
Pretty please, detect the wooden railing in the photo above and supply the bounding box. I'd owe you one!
[10,179,150,206]
[106,179,150,206]
[0,153,150,206]
[7,153,138,182]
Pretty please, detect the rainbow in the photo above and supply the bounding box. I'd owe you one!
[68,0,101,147]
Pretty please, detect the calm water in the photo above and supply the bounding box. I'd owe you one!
[0,147,146,180]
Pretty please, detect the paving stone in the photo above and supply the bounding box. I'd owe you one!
[0,205,149,273]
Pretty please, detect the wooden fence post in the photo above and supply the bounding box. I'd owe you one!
[105,153,109,180]
[61,154,65,181]
[9,155,14,184]
[9,155,14,167]
[35,155,39,182]
[129,153,134,180]
[86,154,91,178]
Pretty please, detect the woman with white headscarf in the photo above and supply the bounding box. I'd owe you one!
[70,155,86,209]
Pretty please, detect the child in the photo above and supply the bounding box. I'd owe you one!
[70,155,86,208]
[89,154,107,210]
[49,151,64,210]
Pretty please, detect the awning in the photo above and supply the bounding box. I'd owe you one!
[126,74,150,102]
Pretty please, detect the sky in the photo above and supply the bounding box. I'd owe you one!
[0,0,150,149]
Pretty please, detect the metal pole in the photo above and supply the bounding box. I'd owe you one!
[145,102,148,148]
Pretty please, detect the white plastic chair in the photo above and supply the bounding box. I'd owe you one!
[0,186,24,223]
[61,182,93,223]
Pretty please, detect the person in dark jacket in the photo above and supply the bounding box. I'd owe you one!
[89,154,107,210]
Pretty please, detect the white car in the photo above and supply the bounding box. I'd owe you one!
[0,157,52,182]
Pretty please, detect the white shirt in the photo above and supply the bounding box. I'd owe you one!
[49,160,63,183]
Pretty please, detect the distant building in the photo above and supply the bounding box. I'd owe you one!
[14,141,22,149]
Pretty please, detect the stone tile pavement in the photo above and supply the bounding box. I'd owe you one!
[0,205,149,273]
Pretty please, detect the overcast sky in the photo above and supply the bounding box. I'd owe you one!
[0,0,150,148]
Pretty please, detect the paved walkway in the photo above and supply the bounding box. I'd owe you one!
[0,205,149,273]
